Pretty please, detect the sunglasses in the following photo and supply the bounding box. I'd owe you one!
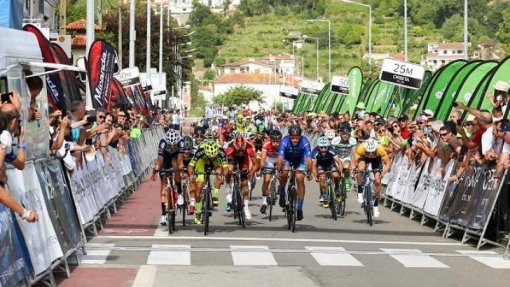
[392,125,399,128]
[319,146,329,150]
[98,115,105,119]
[463,123,473,127]
[440,133,448,137]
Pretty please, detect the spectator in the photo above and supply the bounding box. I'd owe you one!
[487,81,509,115]
[173,109,181,131]
[0,104,26,170]
[398,114,410,139]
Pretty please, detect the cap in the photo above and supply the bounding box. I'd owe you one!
[416,115,425,123]
[374,118,385,125]
[466,114,475,122]
[422,109,434,118]
[398,114,409,121]
[494,80,509,92]
[430,120,443,132]
[318,111,327,117]
[356,102,366,110]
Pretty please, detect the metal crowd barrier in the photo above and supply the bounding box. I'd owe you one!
[0,125,164,287]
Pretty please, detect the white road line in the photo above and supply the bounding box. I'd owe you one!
[80,243,114,265]
[381,248,449,268]
[306,247,363,266]
[457,250,510,269]
[231,246,277,266]
[147,245,191,265]
[132,265,157,287]
[96,235,463,246]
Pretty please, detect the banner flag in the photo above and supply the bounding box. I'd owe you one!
[418,60,467,117]
[445,61,498,120]
[111,77,131,110]
[422,159,455,217]
[50,43,82,109]
[470,56,510,112]
[132,84,150,115]
[86,39,117,109]
[0,204,31,287]
[435,61,482,121]
[6,166,63,275]
[23,24,66,113]
[347,66,363,116]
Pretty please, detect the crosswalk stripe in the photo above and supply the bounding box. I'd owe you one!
[381,248,449,268]
[81,243,115,264]
[147,245,191,265]
[306,247,363,267]
[457,250,510,269]
[231,245,277,266]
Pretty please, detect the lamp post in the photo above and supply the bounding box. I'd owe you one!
[146,0,151,80]
[464,0,468,60]
[172,26,193,110]
[303,35,320,81]
[307,19,331,81]
[341,0,372,66]
[404,0,408,61]
[129,0,135,67]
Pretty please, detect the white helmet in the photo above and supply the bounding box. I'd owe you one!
[317,136,330,148]
[165,129,181,145]
[325,130,336,140]
[365,139,378,153]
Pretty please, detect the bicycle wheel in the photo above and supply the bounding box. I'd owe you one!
[328,185,337,221]
[233,187,240,221]
[337,179,346,217]
[268,178,276,222]
[182,185,187,227]
[167,189,174,234]
[237,188,246,228]
[290,187,297,233]
[249,177,255,200]
[203,188,210,235]
[365,186,373,226]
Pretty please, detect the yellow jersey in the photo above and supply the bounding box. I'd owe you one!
[355,143,388,159]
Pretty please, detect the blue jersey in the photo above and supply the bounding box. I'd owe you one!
[311,146,338,168]
[278,135,312,164]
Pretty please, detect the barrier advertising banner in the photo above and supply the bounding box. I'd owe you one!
[422,159,455,217]
[6,165,63,275]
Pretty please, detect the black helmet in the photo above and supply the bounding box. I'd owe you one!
[269,130,282,141]
[288,124,302,136]
[338,123,351,134]
[194,126,206,137]
[181,136,194,150]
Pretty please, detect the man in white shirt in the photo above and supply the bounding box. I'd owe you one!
[172,109,181,131]
[494,120,510,188]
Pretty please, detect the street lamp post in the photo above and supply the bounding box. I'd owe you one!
[303,35,320,81]
[341,0,372,67]
[129,0,135,67]
[146,0,151,80]
[464,0,468,60]
[307,19,331,82]
[404,0,407,61]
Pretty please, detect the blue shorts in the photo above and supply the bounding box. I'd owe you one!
[283,159,306,171]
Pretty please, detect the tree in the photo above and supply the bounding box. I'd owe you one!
[497,10,510,53]
[214,86,263,106]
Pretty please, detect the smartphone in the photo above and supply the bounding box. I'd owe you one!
[1,92,12,103]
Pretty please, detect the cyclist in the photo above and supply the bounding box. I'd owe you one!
[311,136,343,208]
[352,138,391,218]
[235,114,247,133]
[177,136,197,214]
[151,129,182,225]
[276,124,313,221]
[331,125,357,192]
[224,135,259,219]
[259,130,282,214]
[194,126,206,145]
[187,140,228,224]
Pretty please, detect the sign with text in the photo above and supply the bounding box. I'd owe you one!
[114,67,141,87]
[300,80,325,95]
[330,75,349,95]
[280,85,299,99]
[379,58,425,90]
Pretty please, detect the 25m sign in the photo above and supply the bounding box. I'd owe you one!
[379,58,425,90]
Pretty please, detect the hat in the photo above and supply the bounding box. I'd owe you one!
[430,120,443,133]
[318,111,327,117]
[356,102,366,110]
[374,118,385,125]
[421,109,434,118]
[398,114,409,121]
[494,80,509,92]
[307,112,317,117]
[466,114,475,122]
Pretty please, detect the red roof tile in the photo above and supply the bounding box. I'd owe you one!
[67,19,103,31]
[71,35,87,48]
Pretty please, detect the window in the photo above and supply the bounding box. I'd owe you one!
[433,60,437,64]
[443,50,447,54]
[458,50,463,54]
[441,60,446,63]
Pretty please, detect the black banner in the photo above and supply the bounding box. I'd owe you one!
[86,40,117,109]
[111,78,131,111]
[380,71,422,90]
[23,24,66,113]
[51,43,82,112]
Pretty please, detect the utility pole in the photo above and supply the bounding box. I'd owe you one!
[59,0,66,35]
[98,0,103,27]
[118,4,122,69]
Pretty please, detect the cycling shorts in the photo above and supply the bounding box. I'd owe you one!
[283,159,306,172]
[317,162,337,171]
[359,157,382,171]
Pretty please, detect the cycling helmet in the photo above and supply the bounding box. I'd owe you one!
[257,124,266,133]
[365,139,377,153]
[317,136,330,148]
[255,119,262,126]
[338,124,351,134]
[202,141,220,158]
[204,129,216,140]
[269,130,282,141]
[233,136,247,151]
[288,124,302,136]
[165,129,181,145]
[325,130,336,140]
[181,136,194,150]
[194,126,206,137]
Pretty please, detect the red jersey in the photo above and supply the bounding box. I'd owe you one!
[262,140,279,158]
[224,143,255,169]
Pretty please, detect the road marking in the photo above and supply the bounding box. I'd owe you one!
[80,243,114,264]
[96,235,463,246]
[132,265,157,287]
[457,250,510,269]
[147,244,191,265]
[231,246,277,266]
[381,248,449,268]
[306,246,363,266]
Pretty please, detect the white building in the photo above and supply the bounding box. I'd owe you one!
[169,0,241,24]
[422,42,469,71]
[217,54,296,76]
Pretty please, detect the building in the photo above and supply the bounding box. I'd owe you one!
[169,0,240,25]
[472,43,501,61]
[217,54,297,76]
[422,42,469,71]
